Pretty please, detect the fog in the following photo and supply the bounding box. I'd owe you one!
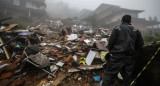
[46,0,160,20]
[45,0,80,19]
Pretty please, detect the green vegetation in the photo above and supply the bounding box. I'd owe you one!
[143,33,160,45]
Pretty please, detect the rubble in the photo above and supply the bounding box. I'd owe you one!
[0,18,159,86]
[0,18,110,86]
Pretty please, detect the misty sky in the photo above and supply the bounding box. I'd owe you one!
[46,0,160,20]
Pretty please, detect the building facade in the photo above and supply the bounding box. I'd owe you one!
[86,3,160,33]
[0,0,46,20]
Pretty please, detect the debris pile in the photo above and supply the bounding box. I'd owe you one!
[1,19,160,86]
[0,19,111,86]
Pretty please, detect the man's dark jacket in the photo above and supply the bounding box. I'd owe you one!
[107,23,144,54]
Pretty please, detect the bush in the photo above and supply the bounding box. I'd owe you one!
[143,34,155,42]
[143,34,160,45]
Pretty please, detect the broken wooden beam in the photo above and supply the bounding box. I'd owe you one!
[68,64,104,73]
[0,37,10,59]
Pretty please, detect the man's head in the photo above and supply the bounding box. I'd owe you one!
[122,15,131,24]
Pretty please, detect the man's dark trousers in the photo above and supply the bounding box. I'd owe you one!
[102,54,135,86]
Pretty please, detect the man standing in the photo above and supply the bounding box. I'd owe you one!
[102,15,144,86]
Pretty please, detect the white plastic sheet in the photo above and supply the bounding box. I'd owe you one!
[86,50,96,65]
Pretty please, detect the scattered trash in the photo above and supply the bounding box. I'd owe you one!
[56,61,64,67]
[67,34,78,41]
[50,65,58,72]
[0,16,133,86]
[78,77,82,80]
[93,76,101,82]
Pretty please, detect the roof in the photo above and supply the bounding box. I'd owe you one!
[95,3,143,13]
[121,8,144,13]
[94,3,144,18]
[94,3,120,14]
[93,3,145,23]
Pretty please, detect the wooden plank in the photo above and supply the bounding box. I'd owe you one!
[0,24,17,32]
[0,37,10,59]
[52,73,69,86]
[68,64,104,73]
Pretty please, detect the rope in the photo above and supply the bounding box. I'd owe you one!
[129,47,160,86]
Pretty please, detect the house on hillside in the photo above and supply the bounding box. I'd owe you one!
[89,3,160,33]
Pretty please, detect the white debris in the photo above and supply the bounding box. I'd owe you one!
[56,61,64,67]
[67,34,78,41]
[50,65,58,72]
[85,50,96,65]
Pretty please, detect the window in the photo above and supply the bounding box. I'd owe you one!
[13,0,20,6]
